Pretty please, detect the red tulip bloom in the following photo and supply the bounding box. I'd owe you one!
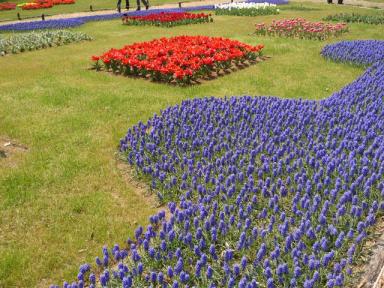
[92,36,264,85]
[122,12,213,27]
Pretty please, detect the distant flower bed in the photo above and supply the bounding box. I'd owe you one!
[215,2,279,17]
[0,30,91,56]
[92,35,264,85]
[255,18,348,40]
[21,1,53,10]
[0,2,16,11]
[17,0,74,10]
[324,13,384,25]
[122,12,213,27]
[321,40,384,66]
[52,0,75,5]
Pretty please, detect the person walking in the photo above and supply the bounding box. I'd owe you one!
[117,0,149,11]
[136,0,149,10]
[117,0,129,11]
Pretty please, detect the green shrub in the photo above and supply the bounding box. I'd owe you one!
[279,4,320,11]
[324,13,384,24]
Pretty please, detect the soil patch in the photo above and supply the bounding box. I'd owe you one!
[0,137,28,168]
[116,157,161,209]
[351,216,384,287]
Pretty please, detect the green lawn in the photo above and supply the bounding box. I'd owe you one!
[0,2,383,287]
[0,0,194,22]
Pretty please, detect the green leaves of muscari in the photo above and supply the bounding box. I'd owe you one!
[324,13,384,25]
[0,30,92,56]
[215,6,279,17]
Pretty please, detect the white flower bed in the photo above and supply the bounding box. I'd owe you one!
[215,2,279,16]
[215,2,277,10]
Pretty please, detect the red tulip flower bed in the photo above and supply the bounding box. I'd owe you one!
[92,36,264,85]
[0,2,16,10]
[255,18,348,40]
[122,12,213,27]
[21,0,74,10]
[52,0,75,5]
[21,0,53,10]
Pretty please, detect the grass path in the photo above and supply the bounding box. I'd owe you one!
[0,3,384,287]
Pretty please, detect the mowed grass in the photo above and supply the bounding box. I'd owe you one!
[0,2,384,287]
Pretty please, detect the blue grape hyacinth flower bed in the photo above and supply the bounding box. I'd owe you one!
[321,40,384,66]
[0,18,85,31]
[53,40,384,288]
